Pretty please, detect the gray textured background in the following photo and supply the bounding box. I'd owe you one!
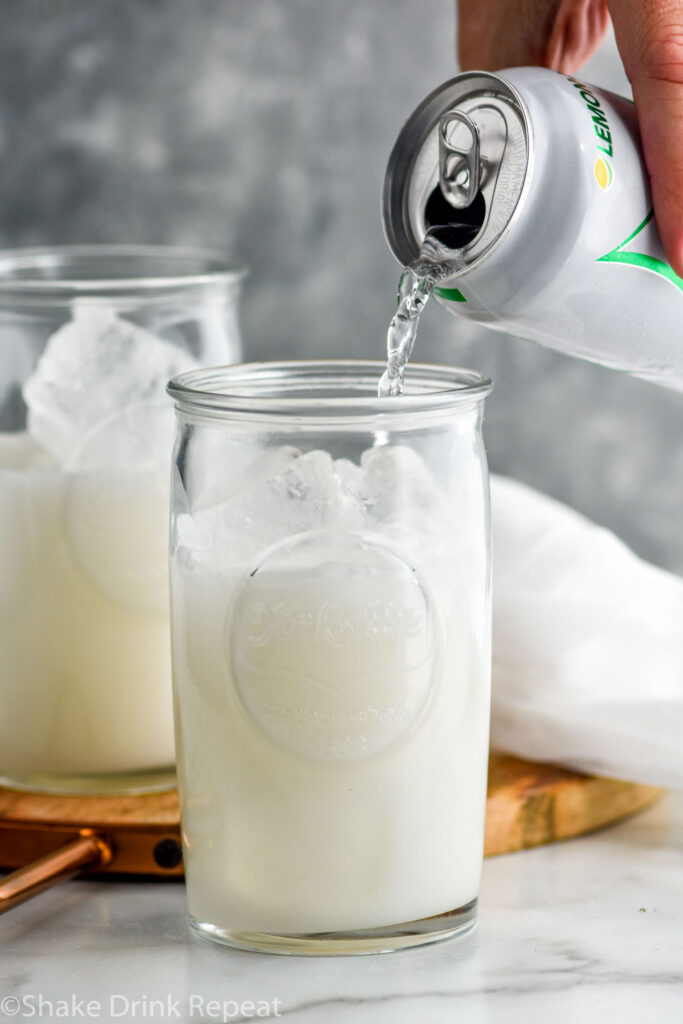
[1,0,682,571]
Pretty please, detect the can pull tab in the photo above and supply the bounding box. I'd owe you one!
[439,110,481,209]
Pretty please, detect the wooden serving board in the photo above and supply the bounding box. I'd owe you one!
[483,754,662,856]
[0,754,663,878]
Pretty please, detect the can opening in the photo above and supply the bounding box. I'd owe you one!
[382,72,530,270]
[423,186,486,249]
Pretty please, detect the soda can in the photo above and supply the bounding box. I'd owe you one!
[382,67,683,388]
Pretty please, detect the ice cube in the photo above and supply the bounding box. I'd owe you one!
[344,445,450,527]
[181,432,284,512]
[23,306,194,466]
[241,448,364,547]
[333,456,364,498]
[175,446,298,571]
[336,445,455,568]
[189,448,364,569]
[66,399,175,474]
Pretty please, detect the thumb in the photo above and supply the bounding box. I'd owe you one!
[609,0,683,276]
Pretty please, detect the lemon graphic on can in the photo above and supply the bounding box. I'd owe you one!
[595,155,613,191]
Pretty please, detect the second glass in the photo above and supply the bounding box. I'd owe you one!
[0,246,245,794]
[168,360,492,954]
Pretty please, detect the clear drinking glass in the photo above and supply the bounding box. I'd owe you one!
[0,246,246,794]
[168,360,492,954]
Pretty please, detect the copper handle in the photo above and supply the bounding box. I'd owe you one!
[0,829,112,913]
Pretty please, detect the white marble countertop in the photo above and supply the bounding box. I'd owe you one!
[2,792,682,1023]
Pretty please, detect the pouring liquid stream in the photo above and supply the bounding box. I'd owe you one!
[379,232,466,397]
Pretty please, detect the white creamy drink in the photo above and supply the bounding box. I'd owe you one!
[0,308,192,789]
[171,442,490,935]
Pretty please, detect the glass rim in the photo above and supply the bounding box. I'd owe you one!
[0,244,248,294]
[167,360,493,419]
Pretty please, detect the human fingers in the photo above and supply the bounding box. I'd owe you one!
[608,0,683,276]
[457,0,608,72]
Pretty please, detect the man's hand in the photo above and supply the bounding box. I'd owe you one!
[457,0,683,277]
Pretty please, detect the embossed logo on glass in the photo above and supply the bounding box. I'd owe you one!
[227,532,438,762]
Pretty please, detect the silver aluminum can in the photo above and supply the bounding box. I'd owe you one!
[382,67,683,387]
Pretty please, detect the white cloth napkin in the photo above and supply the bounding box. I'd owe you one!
[490,475,683,788]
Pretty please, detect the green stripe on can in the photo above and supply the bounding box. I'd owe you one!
[597,209,683,293]
[434,286,467,302]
